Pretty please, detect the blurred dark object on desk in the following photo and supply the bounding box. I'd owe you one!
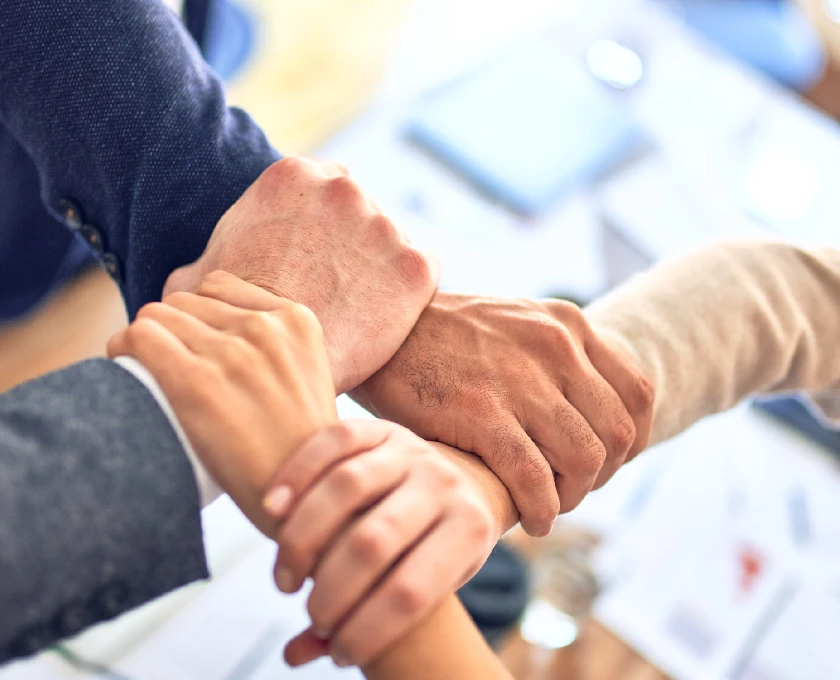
[458,542,531,648]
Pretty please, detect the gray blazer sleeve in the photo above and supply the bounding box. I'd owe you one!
[0,359,209,663]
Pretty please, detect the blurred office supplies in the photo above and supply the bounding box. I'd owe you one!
[406,38,644,214]
[596,407,840,680]
[730,563,840,680]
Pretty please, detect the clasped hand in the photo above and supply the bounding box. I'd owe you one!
[109,272,496,668]
[164,158,653,537]
[112,157,655,669]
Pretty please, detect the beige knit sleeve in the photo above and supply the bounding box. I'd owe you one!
[584,241,840,446]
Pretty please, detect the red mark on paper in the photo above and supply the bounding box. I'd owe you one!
[738,545,765,594]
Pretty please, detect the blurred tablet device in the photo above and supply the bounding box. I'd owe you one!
[406,39,645,215]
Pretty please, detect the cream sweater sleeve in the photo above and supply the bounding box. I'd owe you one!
[584,241,840,446]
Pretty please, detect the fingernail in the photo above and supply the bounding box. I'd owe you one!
[314,626,331,640]
[540,519,557,538]
[275,566,296,593]
[264,485,293,517]
[332,647,352,668]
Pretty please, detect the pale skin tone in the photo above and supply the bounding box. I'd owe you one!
[107,271,518,672]
[167,157,654,539]
[110,154,652,669]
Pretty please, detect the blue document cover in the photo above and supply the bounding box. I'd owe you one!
[406,40,644,215]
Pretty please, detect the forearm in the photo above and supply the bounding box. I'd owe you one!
[0,360,208,661]
[585,241,840,445]
[352,241,840,678]
[362,596,513,680]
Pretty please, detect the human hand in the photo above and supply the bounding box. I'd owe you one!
[262,419,496,668]
[351,292,654,537]
[163,157,440,394]
[107,271,338,535]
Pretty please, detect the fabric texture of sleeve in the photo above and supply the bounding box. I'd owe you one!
[0,359,208,663]
[0,0,280,317]
[585,241,840,445]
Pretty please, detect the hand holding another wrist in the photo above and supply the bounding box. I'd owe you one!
[163,157,440,395]
[108,271,338,537]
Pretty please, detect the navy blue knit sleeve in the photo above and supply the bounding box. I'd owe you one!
[0,1,280,316]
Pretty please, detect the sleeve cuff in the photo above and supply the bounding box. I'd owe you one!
[113,356,224,507]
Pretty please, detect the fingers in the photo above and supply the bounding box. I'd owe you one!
[274,442,411,595]
[561,368,635,490]
[586,332,655,465]
[263,420,392,518]
[327,516,485,667]
[284,628,329,668]
[547,402,606,513]
[134,302,222,355]
[107,318,197,401]
[194,270,287,312]
[473,418,559,537]
[304,472,443,639]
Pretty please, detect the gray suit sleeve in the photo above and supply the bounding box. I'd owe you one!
[0,359,209,663]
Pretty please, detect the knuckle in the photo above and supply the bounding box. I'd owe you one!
[240,311,278,344]
[513,445,553,488]
[128,317,162,344]
[326,421,359,453]
[461,500,494,544]
[135,301,164,319]
[367,212,397,239]
[610,416,636,455]
[161,291,194,308]
[192,360,227,398]
[631,372,655,413]
[349,522,390,565]
[424,456,462,493]
[551,299,586,332]
[330,461,367,498]
[196,270,233,295]
[548,324,578,357]
[326,174,362,204]
[394,245,432,288]
[219,337,256,378]
[286,302,323,339]
[389,579,426,617]
[581,439,608,475]
[463,384,502,418]
[265,157,303,183]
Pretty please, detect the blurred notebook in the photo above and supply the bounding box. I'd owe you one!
[406,38,644,215]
